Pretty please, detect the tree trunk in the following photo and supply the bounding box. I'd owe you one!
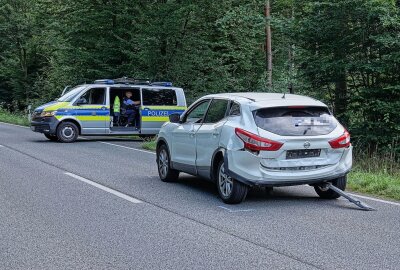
[265,0,272,89]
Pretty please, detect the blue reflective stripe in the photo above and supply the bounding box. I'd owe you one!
[56,109,109,116]
[141,110,185,117]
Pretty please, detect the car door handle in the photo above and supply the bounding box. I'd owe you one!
[212,132,220,136]
[101,106,107,110]
[189,130,196,137]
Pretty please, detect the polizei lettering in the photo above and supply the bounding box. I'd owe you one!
[147,110,169,116]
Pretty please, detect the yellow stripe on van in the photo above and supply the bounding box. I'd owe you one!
[142,116,169,122]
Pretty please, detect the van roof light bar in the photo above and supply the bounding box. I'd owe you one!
[151,81,173,87]
[114,77,151,85]
[94,79,115,85]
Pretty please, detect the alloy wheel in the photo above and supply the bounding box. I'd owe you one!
[158,149,169,179]
[218,163,233,198]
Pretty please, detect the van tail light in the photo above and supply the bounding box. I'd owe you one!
[235,128,283,151]
[329,130,351,148]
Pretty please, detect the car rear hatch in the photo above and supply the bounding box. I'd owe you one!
[253,106,345,171]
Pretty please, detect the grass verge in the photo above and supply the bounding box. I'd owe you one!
[0,108,30,126]
[142,139,157,151]
[347,171,400,201]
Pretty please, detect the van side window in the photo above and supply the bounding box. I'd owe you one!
[229,102,241,116]
[80,88,106,105]
[142,88,177,106]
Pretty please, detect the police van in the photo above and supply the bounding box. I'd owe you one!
[30,78,187,142]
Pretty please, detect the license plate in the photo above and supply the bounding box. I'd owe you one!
[286,149,321,159]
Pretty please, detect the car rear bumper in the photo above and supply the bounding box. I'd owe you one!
[225,146,352,187]
[30,117,59,134]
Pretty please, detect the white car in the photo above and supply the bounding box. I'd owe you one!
[156,93,352,204]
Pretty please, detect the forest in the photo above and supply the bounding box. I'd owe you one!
[0,0,399,155]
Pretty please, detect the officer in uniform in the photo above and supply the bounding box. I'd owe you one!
[113,95,120,125]
[122,91,140,128]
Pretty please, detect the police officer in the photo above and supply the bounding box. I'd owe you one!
[113,95,120,125]
[122,91,140,128]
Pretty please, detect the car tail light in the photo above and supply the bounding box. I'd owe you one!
[235,128,283,151]
[329,130,351,148]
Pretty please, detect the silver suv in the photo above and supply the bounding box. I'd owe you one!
[156,93,352,204]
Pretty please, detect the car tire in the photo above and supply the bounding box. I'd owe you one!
[44,134,58,141]
[314,175,347,199]
[216,160,248,204]
[157,144,179,182]
[56,122,79,143]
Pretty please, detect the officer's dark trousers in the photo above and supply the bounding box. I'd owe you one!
[125,109,136,126]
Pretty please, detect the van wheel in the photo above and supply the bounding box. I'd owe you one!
[314,176,347,199]
[57,122,79,143]
[157,144,179,182]
[217,160,248,204]
[44,134,58,141]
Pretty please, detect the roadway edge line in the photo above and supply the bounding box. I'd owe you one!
[64,172,142,204]
[347,193,400,207]
[98,141,156,155]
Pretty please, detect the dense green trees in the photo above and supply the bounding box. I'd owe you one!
[0,0,398,152]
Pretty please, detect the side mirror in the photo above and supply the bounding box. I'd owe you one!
[169,113,181,123]
[76,98,88,106]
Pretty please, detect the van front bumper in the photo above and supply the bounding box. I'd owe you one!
[30,117,59,134]
[225,146,352,187]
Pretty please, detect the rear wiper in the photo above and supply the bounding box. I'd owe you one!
[303,127,311,135]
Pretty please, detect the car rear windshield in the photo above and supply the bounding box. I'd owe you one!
[254,106,338,136]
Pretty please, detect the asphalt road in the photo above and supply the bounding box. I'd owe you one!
[0,122,399,270]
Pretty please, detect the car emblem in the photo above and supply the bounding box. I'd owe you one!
[304,141,311,149]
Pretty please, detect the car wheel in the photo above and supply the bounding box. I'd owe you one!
[314,175,347,199]
[57,122,79,143]
[217,160,248,204]
[157,144,179,182]
[44,134,58,141]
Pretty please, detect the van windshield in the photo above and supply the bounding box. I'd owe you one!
[254,106,337,136]
[58,86,87,102]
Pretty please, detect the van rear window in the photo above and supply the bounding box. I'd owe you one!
[142,88,177,106]
[254,106,337,136]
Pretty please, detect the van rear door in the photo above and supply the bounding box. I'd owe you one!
[140,87,186,134]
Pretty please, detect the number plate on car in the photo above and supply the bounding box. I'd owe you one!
[286,149,321,159]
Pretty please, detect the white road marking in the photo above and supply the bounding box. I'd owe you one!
[347,193,400,207]
[64,172,142,204]
[0,145,4,147]
[98,141,155,155]
[0,121,30,128]
[218,206,255,213]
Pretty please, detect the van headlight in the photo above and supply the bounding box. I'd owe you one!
[40,111,57,117]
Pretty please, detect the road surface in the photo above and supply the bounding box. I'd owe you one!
[0,122,399,270]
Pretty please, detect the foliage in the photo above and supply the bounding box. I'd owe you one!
[0,0,399,154]
[0,107,30,126]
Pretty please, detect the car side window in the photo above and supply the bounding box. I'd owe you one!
[203,99,229,123]
[79,88,106,105]
[229,101,241,116]
[185,100,210,123]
